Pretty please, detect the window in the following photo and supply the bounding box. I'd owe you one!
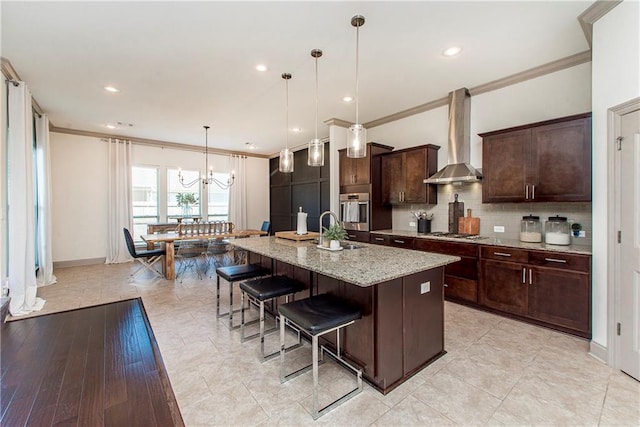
[167,169,200,220]
[132,166,159,239]
[208,172,230,222]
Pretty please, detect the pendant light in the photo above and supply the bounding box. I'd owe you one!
[279,72,294,173]
[308,49,324,167]
[347,15,366,158]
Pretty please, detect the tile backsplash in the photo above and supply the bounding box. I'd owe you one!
[391,182,592,247]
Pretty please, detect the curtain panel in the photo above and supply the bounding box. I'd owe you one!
[7,82,45,315]
[228,155,247,229]
[105,139,133,264]
[35,114,56,286]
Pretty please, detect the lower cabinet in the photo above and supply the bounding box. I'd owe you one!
[369,233,414,249]
[345,230,370,243]
[480,246,591,338]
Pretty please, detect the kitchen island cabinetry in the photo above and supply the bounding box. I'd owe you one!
[233,237,458,394]
[380,145,439,205]
[414,239,479,304]
[480,246,591,338]
[481,113,592,203]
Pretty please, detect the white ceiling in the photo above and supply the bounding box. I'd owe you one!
[1,1,591,156]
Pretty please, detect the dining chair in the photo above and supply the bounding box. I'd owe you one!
[175,239,207,283]
[123,228,166,281]
[260,220,272,236]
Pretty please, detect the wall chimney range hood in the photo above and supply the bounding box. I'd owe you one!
[424,88,482,184]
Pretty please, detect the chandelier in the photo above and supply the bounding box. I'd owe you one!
[178,125,235,189]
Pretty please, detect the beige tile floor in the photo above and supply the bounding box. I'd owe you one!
[12,262,640,426]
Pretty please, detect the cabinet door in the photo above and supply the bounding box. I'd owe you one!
[482,129,530,203]
[480,259,528,316]
[530,117,592,202]
[381,152,404,204]
[353,154,370,185]
[339,150,355,187]
[528,267,591,335]
[403,148,427,203]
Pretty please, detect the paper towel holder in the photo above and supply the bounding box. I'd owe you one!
[296,206,308,235]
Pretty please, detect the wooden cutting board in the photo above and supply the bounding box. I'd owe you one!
[274,231,320,241]
[448,194,464,233]
[458,209,480,235]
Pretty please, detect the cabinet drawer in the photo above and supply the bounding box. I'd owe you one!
[444,275,477,303]
[370,234,390,245]
[389,236,415,249]
[528,251,590,273]
[445,257,478,280]
[414,239,479,258]
[346,230,370,243]
[481,246,528,263]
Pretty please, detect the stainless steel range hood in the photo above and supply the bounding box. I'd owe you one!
[424,88,482,184]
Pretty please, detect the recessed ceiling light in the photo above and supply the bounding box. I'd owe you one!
[291,127,301,132]
[104,86,120,93]
[443,46,462,57]
[342,96,353,103]
[105,124,117,129]
[245,142,257,150]
[255,64,268,72]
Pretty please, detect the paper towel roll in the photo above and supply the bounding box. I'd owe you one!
[296,211,308,235]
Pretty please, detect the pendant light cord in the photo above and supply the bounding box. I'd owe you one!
[355,24,360,124]
[315,56,319,140]
[286,78,289,149]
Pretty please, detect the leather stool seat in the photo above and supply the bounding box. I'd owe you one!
[278,294,361,335]
[240,276,303,301]
[216,264,269,282]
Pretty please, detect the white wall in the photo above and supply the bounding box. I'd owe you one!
[0,75,7,279]
[50,132,270,262]
[591,0,640,349]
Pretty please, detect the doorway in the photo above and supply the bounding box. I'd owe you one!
[612,100,640,381]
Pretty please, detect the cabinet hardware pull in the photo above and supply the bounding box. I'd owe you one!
[532,185,535,200]
[375,237,384,241]
[544,257,567,263]
[522,267,526,284]
[443,284,448,288]
[493,252,512,257]
[394,240,405,244]
[529,268,533,285]
[525,185,529,200]
[348,234,356,239]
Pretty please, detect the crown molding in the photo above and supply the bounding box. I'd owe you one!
[323,118,351,128]
[578,0,622,48]
[49,126,270,158]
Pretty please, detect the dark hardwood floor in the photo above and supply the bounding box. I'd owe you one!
[0,298,184,426]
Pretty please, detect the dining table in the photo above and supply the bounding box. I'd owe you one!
[140,229,267,279]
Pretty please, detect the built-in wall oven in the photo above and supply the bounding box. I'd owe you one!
[339,193,370,231]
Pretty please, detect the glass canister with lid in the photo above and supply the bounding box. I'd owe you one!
[520,215,542,243]
[545,215,571,245]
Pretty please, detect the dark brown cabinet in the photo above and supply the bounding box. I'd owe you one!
[480,246,591,338]
[339,143,393,191]
[481,113,592,203]
[345,230,370,243]
[381,145,439,205]
[414,239,479,304]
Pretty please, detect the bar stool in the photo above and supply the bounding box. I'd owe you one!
[216,264,270,329]
[278,293,363,420]
[239,275,304,361]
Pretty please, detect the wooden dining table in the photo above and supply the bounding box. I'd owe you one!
[140,230,267,279]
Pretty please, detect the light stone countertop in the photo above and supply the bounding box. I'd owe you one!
[231,236,459,287]
[371,230,592,255]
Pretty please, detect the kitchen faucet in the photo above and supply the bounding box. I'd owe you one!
[318,210,340,247]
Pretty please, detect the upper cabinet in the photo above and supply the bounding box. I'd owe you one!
[339,143,393,190]
[480,113,592,203]
[380,144,439,205]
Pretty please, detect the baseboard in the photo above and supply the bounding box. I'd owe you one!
[53,257,106,268]
[589,340,608,364]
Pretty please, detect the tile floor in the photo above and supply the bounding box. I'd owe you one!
[11,262,640,426]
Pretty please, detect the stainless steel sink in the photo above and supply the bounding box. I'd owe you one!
[341,243,364,250]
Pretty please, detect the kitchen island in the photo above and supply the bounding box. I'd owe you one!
[231,236,459,394]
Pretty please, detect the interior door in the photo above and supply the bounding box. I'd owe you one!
[617,108,640,380]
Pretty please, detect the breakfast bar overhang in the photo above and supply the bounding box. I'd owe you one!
[232,236,459,394]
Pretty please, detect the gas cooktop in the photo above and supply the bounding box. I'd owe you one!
[422,231,488,241]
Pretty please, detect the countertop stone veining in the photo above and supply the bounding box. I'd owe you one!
[231,236,459,287]
[371,230,592,255]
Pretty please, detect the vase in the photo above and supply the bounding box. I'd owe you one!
[181,205,193,217]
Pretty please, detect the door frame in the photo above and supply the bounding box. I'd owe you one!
[607,97,640,368]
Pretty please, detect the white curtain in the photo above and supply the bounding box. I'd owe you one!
[105,139,133,264]
[7,82,45,316]
[228,155,247,229]
[35,114,57,287]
